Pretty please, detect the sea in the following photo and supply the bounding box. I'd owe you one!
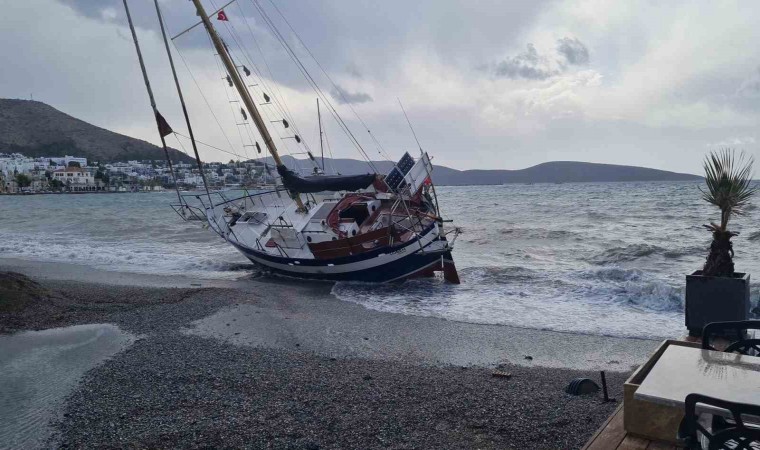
[3,182,759,340]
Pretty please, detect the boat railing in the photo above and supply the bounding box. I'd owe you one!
[178,188,288,211]
[170,202,207,223]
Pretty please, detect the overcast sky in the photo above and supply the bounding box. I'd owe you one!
[2,0,759,174]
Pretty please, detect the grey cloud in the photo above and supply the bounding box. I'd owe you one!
[557,37,589,65]
[493,37,590,80]
[494,43,558,80]
[737,66,760,97]
[330,85,373,104]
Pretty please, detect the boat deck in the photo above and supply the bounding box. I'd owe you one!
[581,405,682,449]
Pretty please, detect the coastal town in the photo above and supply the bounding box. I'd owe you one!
[0,153,276,194]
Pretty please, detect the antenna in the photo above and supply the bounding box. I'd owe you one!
[397,98,423,155]
[317,98,325,172]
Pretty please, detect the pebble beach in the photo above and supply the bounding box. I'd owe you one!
[0,263,661,449]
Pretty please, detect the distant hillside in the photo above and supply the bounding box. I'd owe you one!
[0,99,193,164]
[276,156,702,185]
[0,99,701,183]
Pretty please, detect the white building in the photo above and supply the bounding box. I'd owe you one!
[0,153,35,177]
[47,155,87,168]
[52,167,97,192]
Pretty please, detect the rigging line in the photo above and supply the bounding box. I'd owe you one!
[215,26,306,174]
[171,39,239,157]
[263,0,393,163]
[203,31,251,161]
[205,1,304,144]
[174,131,249,159]
[122,0,183,204]
[213,6,316,174]
[253,0,369,161]
[250,0,377,170]
[397,98,423,153]
[323,123,338,174]
[203,12,306,174]
[153,0,211,202]
[224,5,305,136]
[233,0,311,155]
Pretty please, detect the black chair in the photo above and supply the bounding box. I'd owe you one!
[702,320,760,356]
[677,394,760,450]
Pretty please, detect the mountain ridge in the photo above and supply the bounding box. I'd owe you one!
[0,98,701,185]
[275,156,702,185]
[0,98,194,164]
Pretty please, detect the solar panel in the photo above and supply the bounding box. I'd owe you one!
[385,152,415,191]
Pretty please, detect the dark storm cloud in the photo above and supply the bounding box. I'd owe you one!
[494,43,558,80]
[556,37,589,65]
[330,85,372,104]
[493,37,589,80]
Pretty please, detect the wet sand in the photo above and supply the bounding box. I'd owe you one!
[0,260,662,449]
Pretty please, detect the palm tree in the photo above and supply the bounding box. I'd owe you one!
[700,149,757,277]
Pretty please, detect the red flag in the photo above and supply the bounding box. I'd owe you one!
[217,10,229,21]
[155,111,173,138]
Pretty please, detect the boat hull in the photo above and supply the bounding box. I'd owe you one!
[246,248,453,283]
[230,224,456,282]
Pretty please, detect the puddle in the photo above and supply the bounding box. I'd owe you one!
[0,324,134,449]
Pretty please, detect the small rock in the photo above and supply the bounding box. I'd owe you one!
[524,355,533,361]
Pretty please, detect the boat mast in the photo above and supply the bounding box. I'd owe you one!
[153,0,212,205]
[317,98,324,172]
[189,0,306,212]
[122,0,182,204]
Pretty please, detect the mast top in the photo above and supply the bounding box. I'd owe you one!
[189,0,305,211]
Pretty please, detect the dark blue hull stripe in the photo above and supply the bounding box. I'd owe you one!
[250,250,450,282]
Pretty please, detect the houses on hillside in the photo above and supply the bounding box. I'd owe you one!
[0,153,277,194]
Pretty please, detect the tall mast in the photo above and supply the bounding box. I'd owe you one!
[189,0,305,211]
[153,0,211,205]
[122,0,182,204]
[317,98,324,172]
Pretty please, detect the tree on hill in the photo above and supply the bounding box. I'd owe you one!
[15,173,31,188]
[67,161,81,168]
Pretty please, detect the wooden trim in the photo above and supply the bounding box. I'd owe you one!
[582,405,625,450]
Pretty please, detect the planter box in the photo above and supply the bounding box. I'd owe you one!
[624,339,701,443]
[685,271,750,336]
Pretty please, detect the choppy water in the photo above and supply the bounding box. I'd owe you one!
[2,182,759,339]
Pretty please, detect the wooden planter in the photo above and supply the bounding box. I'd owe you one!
[685,271,750,336]
[623,339,701,443]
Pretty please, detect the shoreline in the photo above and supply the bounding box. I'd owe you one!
[1,257,660,371]
[0,262,662,448]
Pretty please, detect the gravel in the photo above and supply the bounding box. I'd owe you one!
[1,273,628,449]
[54,336,625,449]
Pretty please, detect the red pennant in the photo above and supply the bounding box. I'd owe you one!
[217,10,229,21]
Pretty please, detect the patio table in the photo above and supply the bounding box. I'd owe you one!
[634,344,760,417]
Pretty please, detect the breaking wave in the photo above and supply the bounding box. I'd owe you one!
[591,243,702,264]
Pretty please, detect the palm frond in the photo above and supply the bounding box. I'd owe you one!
[699,148,757,231]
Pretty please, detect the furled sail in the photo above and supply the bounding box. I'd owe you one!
[277,165,376,193]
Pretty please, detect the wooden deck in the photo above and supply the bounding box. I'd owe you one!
[582,405,681,450]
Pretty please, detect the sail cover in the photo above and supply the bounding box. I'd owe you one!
[277,165,376,193]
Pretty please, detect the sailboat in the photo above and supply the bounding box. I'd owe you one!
[123,0,460,283]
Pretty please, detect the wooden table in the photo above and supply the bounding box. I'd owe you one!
[634,345,760,416]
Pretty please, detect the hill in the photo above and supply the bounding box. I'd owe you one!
[0,99,193,164]
[275,156,702,185]
[0,99,701,183]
